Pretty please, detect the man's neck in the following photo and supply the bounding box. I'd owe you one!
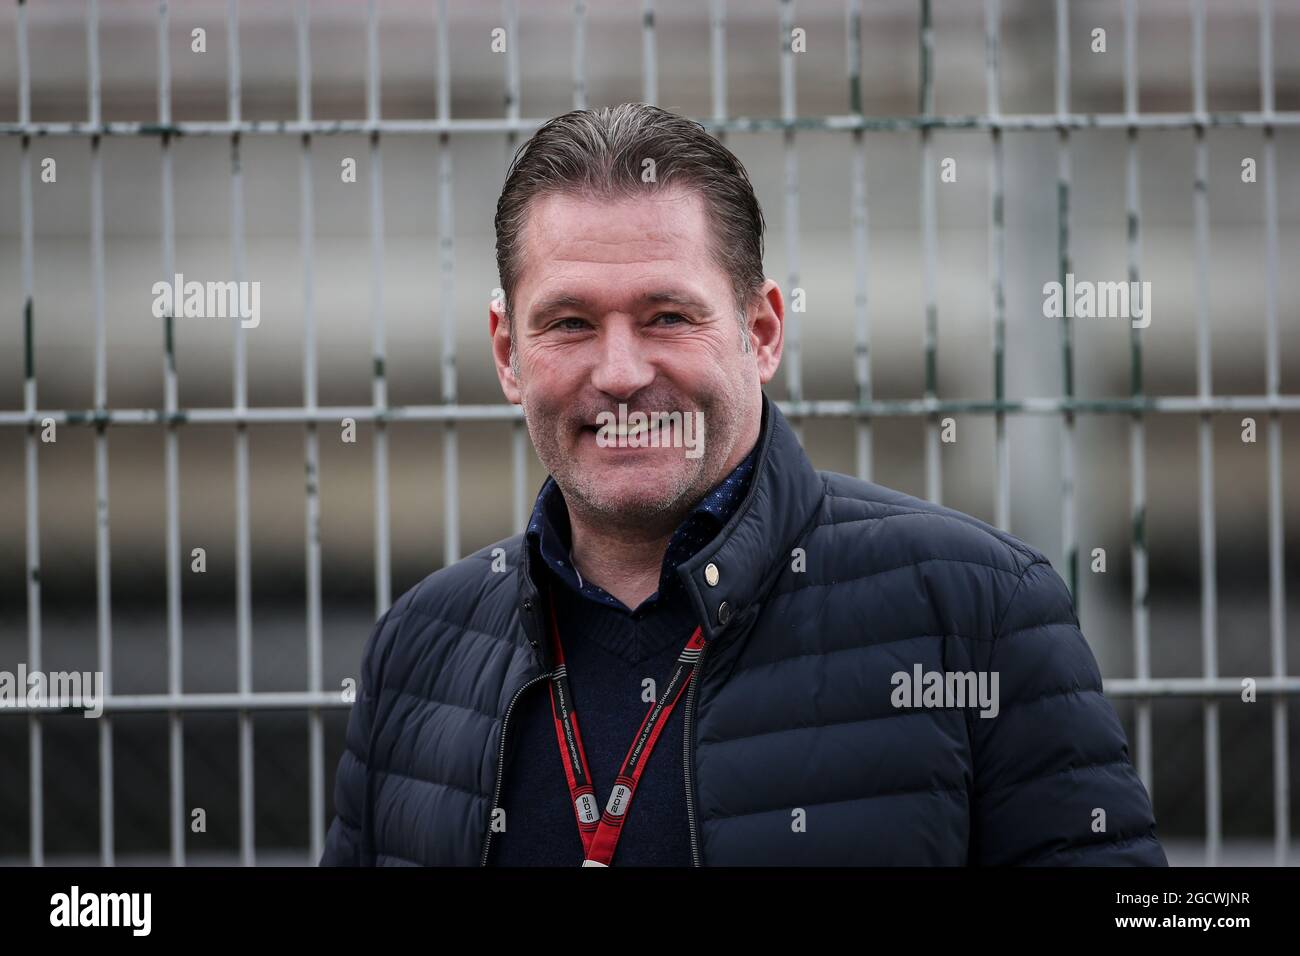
[566,514,678,611]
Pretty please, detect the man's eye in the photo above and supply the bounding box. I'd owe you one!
[655,312,688,325]
[554,317,589,331]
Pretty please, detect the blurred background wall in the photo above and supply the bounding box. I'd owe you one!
[0,0,1298,865]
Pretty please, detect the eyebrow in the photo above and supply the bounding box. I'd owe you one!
[529,290,714,321]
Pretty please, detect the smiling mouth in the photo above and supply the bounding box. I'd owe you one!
[583,420,660,441]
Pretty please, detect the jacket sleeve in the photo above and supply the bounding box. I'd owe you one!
[970,559,1168,866]
[320,605,398,867]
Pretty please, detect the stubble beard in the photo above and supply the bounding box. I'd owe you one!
[521,386,743,537]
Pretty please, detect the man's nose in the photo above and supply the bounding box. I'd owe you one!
[589,321,655,398]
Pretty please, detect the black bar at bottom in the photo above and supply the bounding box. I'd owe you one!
[0,864,1285,940]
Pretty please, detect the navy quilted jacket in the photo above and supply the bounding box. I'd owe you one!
[321,394,1167,866]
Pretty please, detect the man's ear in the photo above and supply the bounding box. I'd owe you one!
[749,279,784,385]
[489,301,522,404]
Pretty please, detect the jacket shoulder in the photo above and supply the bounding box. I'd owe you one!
[359,533,527,680]
[813,470,1047,583]
[391,533,526,622]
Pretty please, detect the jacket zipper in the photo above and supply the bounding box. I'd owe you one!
[479,671,550,866]
[483,613,715,865]
[683,638,711,867]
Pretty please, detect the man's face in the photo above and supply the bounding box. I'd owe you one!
[490,185,781,533]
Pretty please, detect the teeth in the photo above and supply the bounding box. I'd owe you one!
[594,422,655,437]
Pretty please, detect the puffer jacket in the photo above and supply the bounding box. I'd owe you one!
[321,393,1167,866]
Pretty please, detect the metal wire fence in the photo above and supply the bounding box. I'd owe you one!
[0,0,1295,866]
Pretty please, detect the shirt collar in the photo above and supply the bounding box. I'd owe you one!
[526,442,759,613]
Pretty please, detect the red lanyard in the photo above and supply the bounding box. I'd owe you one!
[545,598,706,867]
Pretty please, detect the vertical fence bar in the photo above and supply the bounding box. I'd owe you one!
[1122,0,1153,800]
[16,0,43,869]
[985,0,1007,529]
[1054,0,1078,603]
[157,0,185,868]
[641,0,656,107]
[500,0,528,532]
[439,37,458,567]
[848,0,871,482]
[573,0,587,113]
[436,1,450,136]
[295,0,325,865]
[710,0,725,128]
[367,0,391,613]
[710,0,734,380]
[1190,0,1221,867]
[435,1,477,540]
[780,0,802,446]
[225,0,256,868]
[919,0,938,502]
[1258,0,1288,868]
[87,0,116,868]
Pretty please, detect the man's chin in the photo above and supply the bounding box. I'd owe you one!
[564,473,695,524]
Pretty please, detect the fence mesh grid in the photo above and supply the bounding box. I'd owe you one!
[0,0,1294,866]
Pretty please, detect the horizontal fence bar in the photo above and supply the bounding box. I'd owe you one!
[3,110,1300,139]
[3,395,1299,429]
[1,677,1296,718]
[1105,677,1300,699]
[0,691,354,715]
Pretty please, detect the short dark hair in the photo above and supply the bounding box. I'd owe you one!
[494,103,766,349]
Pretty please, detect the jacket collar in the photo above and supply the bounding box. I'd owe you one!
[515,393,824,655]
[674,393,824,641]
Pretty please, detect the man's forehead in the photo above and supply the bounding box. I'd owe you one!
[516,190,724,317]
[530,185,706,227]
[526,196,704,258]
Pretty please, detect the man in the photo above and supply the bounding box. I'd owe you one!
[321,103,1167,867]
